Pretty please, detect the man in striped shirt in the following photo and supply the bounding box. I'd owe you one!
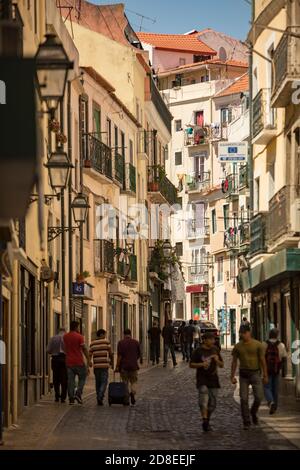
[89,329,113,406]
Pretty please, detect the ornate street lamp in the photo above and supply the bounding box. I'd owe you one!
[45,150,73,190]
[35,33,73,112]
[71,193,90,225]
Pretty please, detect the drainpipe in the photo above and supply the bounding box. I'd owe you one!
[60,101,66,327]
[249,1,255,214]
[11,259,18,425]
[67,81,73,324]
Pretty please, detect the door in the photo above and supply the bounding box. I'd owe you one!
[230,309,236,346]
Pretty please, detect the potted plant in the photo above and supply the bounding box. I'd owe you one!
[76,271,90,284]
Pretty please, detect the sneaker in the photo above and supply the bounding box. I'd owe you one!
[269,402,276,415]
[74,395,83,405]
[130,393,136,406]
[202,419,209,432]
[251,411,259,425]
[69,399,75,405]
[97,399,103,406]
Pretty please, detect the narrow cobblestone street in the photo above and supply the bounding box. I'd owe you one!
[1,353,299,450]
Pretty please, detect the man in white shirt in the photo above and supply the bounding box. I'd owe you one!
[262,328,288,415]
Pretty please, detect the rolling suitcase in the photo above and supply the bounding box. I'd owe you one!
[108,373,129,406]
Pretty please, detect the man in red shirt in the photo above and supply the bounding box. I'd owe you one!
[64,321,91,405]
[116,329,142,405]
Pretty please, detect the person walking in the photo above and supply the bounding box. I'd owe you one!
[231,325,268,429]
[162,319,177,368]
[193,320,201,349]
[184,319,195,362]
[263,328,287,415]
[178,321,186,361]
[64,321,91,405]
[89,329,114,406]
[190,332,224,432]
[47,328,67,403]
[115,329,142,405]
[148,321,161,366]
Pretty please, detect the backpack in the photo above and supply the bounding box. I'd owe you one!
[265,340,281,375]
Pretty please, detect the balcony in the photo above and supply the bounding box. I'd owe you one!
[224,222,250,253]
[114,152,125,185]
[222,174,239,200]
[186,172,211,194]
[94,240,115,276]
[209,123,228,141]
[127,255,138,283]
[238,164,249,193]
[252,89,276,145]
[249,213,267,256]
[122,163,136,196]
[187,219,210,239]
[150,78,172,134]
[147,165,178,206]
[188,267,209,285]
[185,126,209,147]
[272,27,300,108]
[83,134,112,181]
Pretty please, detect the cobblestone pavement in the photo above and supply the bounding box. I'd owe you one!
[2,353,299,450]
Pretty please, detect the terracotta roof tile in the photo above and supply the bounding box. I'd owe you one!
[215,73,249,97]
[136,32,216,55]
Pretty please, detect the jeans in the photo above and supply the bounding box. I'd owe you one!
[163,343,177,366]
[239,370,264,425]
[198,386,218,417]
[51,355,67,401]
[94,368,109,401]
[150,341,160,364]
[181,342,186,360]
[185,342,193,361]
[264,374,279,407]
[67,365,87,400]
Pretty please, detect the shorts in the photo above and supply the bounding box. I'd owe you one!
[120,370,138,384]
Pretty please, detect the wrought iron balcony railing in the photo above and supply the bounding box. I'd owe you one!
[185,126,209,146]
[94,240,115,275]
[239,164,249,190]
[252,88,276,141]
[186,172,211,193]
[224,222,250,252]
[249,213,267,256]
[267,186,290,243]
[187,218,210,238]
[123,163,136,194]
[147,165,178,206]
[272,27,300,107]
[84,134,112,179]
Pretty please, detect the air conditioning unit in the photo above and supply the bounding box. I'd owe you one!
[291,198,300,232]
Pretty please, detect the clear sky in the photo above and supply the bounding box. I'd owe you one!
[91,0,251,40]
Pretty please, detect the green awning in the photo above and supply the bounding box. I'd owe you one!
[238,248,300,292]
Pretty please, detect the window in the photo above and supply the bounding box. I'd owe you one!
[121,131,125,158]
[268,163,275,200]
[230,255,236,280]
[200,74,209,82]
[221,108,232,124]
[175,242,183,257]
[212,209,217,234]
[91,306,103,340]
[195,111,204,127]
[223,204,230,230]
[179,58,186,66]
[254,177,260,212]
[114,125,118,153]
[175,301,184,319]
[79,96,89,161]
[129,139,134,164]
[93,103,101,139]
[217,257,224,283]
[175,120,182,132]
[175,151,182,166]
[164,145,169,161]
[194,155,205,177]
[106,118,112,147]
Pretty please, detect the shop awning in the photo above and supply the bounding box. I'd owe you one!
[238,248,300,292]
[186,284,208,294]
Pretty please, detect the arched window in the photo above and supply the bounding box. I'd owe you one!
[219,47,227,61]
